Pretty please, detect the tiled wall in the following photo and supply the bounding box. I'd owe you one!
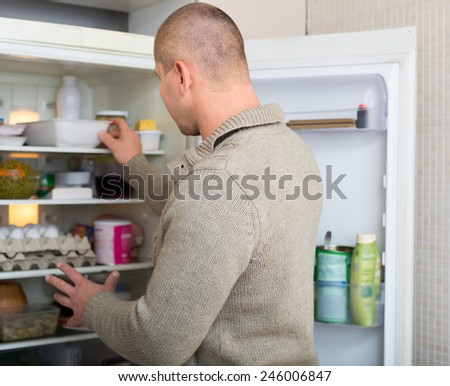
[308,0,448,365]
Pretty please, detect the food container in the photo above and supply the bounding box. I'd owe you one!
[135,119,157,131]
[23,119,110,148]
[0,304,59,342]
[95,175,134,199]
[314,245,353,324]
[137,130,161,151]
[55,171,90,187]
[0,282,27,309]
[94,219,132,265]
[96,110,129,133]
[315,246,353,284]
[0,160,40,199]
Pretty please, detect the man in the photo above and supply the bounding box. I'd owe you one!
[46,3,322,365]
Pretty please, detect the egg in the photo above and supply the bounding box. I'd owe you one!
[9,228,24,239]
[0,227,9,237]
[25,228,41,239]
[36,225,47,236]
[43,225,59,238]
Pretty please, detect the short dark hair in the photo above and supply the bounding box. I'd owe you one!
[154,3,249,83]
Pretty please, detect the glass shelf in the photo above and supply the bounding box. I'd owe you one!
[0,327,98,352]
[0,261,153,280]
[0,198,146,205]
[0,145,164,155]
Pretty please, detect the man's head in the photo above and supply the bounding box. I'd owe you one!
[154,3,250,86]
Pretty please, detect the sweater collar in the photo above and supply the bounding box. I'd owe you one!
[167,103,285,176]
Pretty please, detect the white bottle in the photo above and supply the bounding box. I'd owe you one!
[56,75,81,119]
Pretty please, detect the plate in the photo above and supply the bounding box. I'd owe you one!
[0,124,26,136]
[0,136,27,146]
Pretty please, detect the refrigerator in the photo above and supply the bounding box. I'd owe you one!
[0,17,415,365]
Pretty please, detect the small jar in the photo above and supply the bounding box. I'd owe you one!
[96,110,129,133]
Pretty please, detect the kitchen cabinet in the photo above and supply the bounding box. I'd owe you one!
[0,16,184,365]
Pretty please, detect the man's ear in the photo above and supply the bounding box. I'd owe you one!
[174,60,192,94]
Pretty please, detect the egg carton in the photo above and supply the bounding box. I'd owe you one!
[0,234,97,271]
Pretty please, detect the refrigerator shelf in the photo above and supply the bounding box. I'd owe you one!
[314,282,385,328]
[315,321,383,329]
[0,261,153,280]
[0,326,98,352]
[0,198,147,205]
[285,103,387,132]
[0,145,164,155]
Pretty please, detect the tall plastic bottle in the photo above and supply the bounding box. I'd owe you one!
[56,75,81,119]
[350,233,380,326]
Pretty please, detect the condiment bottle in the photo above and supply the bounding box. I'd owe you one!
[56,75,81,119]
[356,103,368,128]
[350,233,380,326]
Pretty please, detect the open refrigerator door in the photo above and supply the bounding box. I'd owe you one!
[247,27,416,365]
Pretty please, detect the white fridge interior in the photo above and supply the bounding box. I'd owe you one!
[0,17,185,365]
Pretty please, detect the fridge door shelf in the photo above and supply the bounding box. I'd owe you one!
[314,282,385,328]
[286,103,386,132]
[253,73,388,133]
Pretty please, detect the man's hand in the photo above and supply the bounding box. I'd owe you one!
[45,262,120,327]
[98,118,142,165]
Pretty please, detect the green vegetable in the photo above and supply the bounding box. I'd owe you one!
[0,160,40,199]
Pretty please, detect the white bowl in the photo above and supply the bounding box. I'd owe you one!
[0,124,26,136]
[137,130,161,151]
[24,119,110,148]
[55,171,91,186]
[0,136,27,146]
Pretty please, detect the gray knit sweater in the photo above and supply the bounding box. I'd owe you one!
[84,104,322,365]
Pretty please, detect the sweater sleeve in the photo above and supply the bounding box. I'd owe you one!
[125,153,171,217]
[84,170,259,365]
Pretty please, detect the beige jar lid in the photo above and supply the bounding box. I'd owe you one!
[96,110,129,118]
[356,233,376,244]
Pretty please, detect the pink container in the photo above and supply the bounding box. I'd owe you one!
[94,219,132,265]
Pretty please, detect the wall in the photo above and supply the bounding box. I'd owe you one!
[128,0,191,35]
[202,0,306,39]
[308,0,447,366]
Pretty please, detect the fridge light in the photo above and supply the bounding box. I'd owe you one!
[8,204,39,227]
[9,109,39,125]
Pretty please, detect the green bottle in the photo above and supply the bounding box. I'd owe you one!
[350,233,380,326]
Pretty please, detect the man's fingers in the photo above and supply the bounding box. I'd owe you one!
[66,315,85,327]
[45,274,74,296]
[104,271,120,292]
[98,130,117,150]
[56,262,84,285]
[53,292,72,308]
